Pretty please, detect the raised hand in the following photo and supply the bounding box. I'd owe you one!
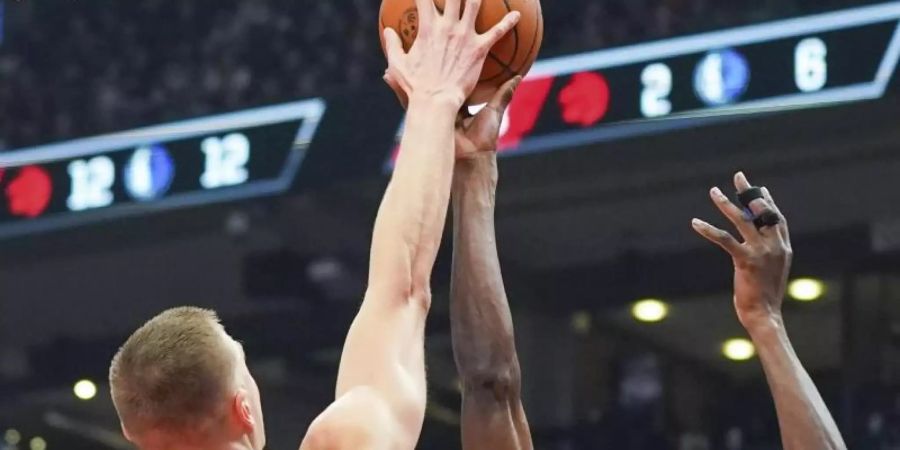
[382,0,520,108]
[692,175,848,450]
[454,76,521,159]
[691,172,792,328]
[385,62,521,160]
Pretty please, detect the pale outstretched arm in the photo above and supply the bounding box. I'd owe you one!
[300,0,521,448]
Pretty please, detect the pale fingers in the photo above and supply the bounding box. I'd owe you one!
[444,0,461,20]
[383,71,409,110]
[461,0,482,28]
[710,187,759,242]
[414,0,436,23]
[692,218,745,258]
[480,11,520,48]
[383,28,406,64]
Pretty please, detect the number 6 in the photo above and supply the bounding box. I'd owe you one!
[795,38,827,93]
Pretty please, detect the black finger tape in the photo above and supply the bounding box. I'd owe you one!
[753,210,782,229]
[737,187,765,209]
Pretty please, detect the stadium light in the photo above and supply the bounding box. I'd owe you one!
[788,278,825,302]
[4,429,21,445]
[631,299,669,323]
[73,379,97,401]
[722,338,756,361]
[29,436,46,450]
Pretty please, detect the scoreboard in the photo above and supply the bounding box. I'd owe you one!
[0,99,325,238]
[383,1,900,166]
[495,1,900,155]
[4,1,900,239]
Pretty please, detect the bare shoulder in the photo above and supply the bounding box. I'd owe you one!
[299,387,414,450]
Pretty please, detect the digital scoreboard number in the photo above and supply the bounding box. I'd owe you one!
[0,99,326,238]
[492,1,900,155]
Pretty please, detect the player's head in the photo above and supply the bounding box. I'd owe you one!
[109,307,265,450]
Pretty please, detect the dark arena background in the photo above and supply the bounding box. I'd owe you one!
[2,0,900,449]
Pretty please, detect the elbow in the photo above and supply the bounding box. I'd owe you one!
[302,418,369,450]
[460,364,522,402]
[409,275,433,311]
[301,420,339,450]
[367,276,432,311]
[409,286,432,311]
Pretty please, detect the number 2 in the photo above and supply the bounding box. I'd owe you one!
[641,63,673,118]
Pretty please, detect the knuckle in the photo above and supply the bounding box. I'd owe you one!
[745,257,763,271]
[735,257,754,270]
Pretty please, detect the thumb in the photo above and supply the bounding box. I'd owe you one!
[487,76,522,118]
[383,27,406,65]
[383,70,409,110]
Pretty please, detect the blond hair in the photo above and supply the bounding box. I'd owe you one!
[109,307,237,436]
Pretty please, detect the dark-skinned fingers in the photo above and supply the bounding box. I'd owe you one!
[735,171,779,224]
[710,187,760,242]
[486,75,521,120]
[734,171,752,191]
[692,218,745,258]
[762,187,791,246]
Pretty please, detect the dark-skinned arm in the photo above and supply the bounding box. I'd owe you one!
[692,172,847,450]
[449,79,532,450]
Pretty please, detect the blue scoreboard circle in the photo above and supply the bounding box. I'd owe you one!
[693,49,751,106]
[124,144,175,201]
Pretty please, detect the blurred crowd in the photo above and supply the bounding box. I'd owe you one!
[0,0,881,149]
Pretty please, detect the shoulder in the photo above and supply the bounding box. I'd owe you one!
[300,387,413,450]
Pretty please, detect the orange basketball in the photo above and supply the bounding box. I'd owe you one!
[379,0,543,104]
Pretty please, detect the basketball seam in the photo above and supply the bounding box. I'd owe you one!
[501,0,519,69]
[481,52,517,82]
[511,0,541,74]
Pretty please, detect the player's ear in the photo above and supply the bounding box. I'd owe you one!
[232,389,256,431]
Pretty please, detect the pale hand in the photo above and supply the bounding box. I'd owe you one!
[382,0,520,108]
[691,172,793,329]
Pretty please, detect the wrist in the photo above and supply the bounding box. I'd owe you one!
[742,312,785,338]
[453,154,498,188]
[409,91,465,112]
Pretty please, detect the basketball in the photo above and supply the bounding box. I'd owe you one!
[379,0,543,103]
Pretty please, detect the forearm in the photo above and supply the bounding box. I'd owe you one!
[746,316,847,450]
[450,155,521,385]
[368,96,459,300]
[334,96,458,439]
